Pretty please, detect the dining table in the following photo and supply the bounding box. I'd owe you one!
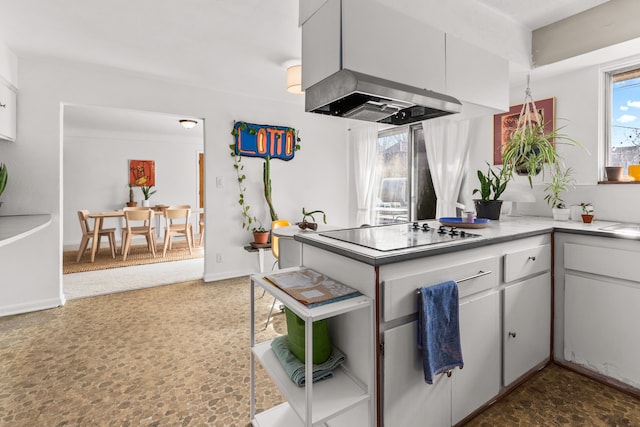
[86,207,203,263]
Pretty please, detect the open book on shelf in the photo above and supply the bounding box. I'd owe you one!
[263,268,362,308]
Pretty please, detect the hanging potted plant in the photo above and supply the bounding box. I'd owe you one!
[543,164,574,221]
[501,78,584,186]
[472,162,510,220]
[140,185,156,207]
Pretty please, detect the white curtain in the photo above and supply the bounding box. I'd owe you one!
[349,124,380,226]
[422,119,470,218]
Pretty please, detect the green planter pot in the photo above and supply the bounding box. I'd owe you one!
[474,199,503,220]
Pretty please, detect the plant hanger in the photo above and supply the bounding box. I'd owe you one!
[516,74,542,137]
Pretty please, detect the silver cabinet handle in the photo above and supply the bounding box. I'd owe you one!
[509,331,517,338]
[528,256,536,261]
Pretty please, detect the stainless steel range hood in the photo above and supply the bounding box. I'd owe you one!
[305,69,462,125]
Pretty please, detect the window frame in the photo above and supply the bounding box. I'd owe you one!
[375,123,436,224]
[602,55,640,182]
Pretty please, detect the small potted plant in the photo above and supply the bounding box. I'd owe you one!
[580,203,594,223]
[126,184,138,207]
[544,165,574,221]
[298,208,327,230]
[140,185,156,207]
[0,163,7,208]
[472,162,510,220]
[249,217,269,244]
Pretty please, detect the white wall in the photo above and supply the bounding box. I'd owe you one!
[63,128,203,245]
[0,54,349,315]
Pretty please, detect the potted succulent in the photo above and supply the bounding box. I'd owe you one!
[544,164,574,221]
[580,203,594,223]
[298,208,327,230]
[0,163,7,208]
[126,184,138,207]
[140,185,156,207]
[473,162,510,220]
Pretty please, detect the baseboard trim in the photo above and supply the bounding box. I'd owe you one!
[553,360,640,399]
[0,297,64,317]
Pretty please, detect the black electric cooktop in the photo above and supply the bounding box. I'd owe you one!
[319,222,480,252]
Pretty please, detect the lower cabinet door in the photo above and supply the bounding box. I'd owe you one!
[452,291,500,424]
[504,273,551,386]
[565,273,640,387]
[383,321,450,427]
[383,291,500,427]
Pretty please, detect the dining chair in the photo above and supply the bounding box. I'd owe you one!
[162,207,193,257]
[76,210,117,262]
[264,219,290,329]
[198,213,205,247]
[167,205,195,247]
[121,208,156,261]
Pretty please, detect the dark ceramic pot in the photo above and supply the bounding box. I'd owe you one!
[474,199,503,220]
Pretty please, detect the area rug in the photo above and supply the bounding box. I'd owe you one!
[64,240,203,274]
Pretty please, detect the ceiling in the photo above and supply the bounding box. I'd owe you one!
[475,0,610,31]
[0,0,612,133]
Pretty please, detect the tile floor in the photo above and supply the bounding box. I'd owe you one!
[1,277,638,426]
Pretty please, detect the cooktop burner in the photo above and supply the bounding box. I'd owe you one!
[319,222,480,252]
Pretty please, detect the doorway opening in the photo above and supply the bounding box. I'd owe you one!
[61,104,205,299]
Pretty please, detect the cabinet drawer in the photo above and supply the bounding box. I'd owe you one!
[503,244,550,283]
[383,257,499,322]
[564,243,640,282]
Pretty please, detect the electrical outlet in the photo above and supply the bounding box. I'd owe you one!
[216,253,223,263]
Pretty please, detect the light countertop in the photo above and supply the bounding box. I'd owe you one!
[293,216,631,266]
[0,215,52,247]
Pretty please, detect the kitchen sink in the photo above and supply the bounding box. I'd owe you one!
[598,223,640,235]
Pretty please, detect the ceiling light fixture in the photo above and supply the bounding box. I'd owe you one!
[286,64,304,95]
[179,119,198,129]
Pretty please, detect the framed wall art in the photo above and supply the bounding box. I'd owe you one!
[129,160,155,186]
[493,97,555,165]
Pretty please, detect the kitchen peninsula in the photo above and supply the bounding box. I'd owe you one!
[272,217,640,426]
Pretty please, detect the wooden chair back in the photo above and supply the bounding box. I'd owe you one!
[162,207,193,256]
[122,208,156,260]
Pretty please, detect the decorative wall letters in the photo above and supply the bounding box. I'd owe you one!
[231,121,298,160]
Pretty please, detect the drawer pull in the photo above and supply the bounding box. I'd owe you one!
[528,256,536,261]
[508,331,517,338]
[415,270,492,294]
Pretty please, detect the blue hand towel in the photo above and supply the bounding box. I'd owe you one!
[417,281,464,384]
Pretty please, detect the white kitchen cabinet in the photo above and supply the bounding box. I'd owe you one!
[503,273,551,385]
[502,243,551,386]
[250,269,374,427]
[301,0,446,92]
[445,34,509,112]
[561,240,640,389]
[383,291,500,427]
[0,81,16,142]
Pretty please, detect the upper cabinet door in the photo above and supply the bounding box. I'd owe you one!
[342,0,446,92]
[301,0,446,92]
[445,34,509,111]
[0,82,16,142]
[301,0,341,90]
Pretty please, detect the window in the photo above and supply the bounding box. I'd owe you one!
[374,124,436,224]
[607,66,640,174]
